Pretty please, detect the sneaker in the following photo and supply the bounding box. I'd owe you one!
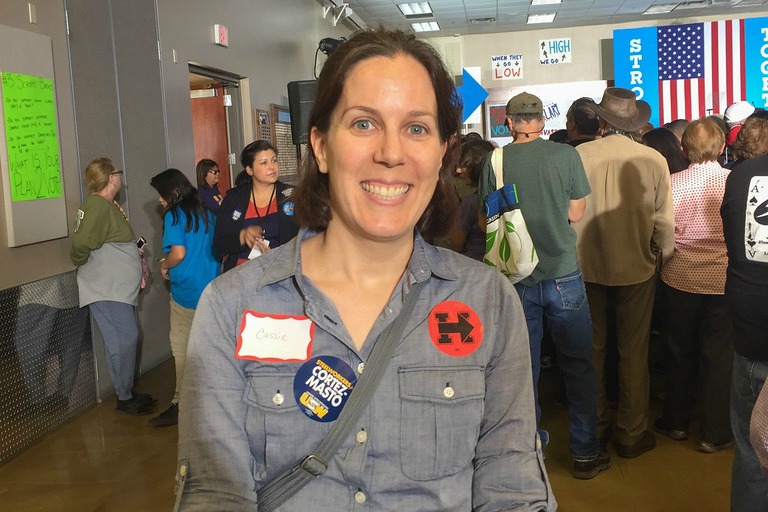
[573,449,612,480]
[697,440,734,453]
[654,417,688,441]
[615,431,657,458]
[149,404,178,427]
[116,397,154,416]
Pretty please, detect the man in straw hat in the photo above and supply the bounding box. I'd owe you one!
[478,92,610,479]
[573,87,675,459]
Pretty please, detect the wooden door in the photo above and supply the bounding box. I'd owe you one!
[191,86,231,193]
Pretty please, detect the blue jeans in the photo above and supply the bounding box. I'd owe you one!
[89,301,139,401]
[515,269,600,460]
[731,354,768,512]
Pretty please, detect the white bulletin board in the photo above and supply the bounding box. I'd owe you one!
[0,24,68,247]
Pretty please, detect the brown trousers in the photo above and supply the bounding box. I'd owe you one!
[586,277,655,445]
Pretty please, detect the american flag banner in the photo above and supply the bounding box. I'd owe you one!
[657,20,744,125]
[613,17,768,128]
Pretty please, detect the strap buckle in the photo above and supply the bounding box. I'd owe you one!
[299,454,327,477]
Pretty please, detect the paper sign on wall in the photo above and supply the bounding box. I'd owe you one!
[539,38,572,65]
[1,71,62,202]
[491,54,524,80]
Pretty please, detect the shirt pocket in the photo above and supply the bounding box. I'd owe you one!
[242,372,324,479]
[399,366,485,481]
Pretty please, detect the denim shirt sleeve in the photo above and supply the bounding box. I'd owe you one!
[472,274,556,511]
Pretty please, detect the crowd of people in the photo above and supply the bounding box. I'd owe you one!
[460,88,768,509]
[65,26,768,512]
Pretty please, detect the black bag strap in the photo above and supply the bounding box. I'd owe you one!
[256,279,426,512]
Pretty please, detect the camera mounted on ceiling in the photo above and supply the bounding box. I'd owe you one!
[318,37,347,56]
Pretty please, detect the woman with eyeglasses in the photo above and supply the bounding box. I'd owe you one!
[195,158,223,212]
[214,140,299,272]
[70,158,156,416]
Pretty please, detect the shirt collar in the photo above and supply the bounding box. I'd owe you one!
[254,227,458,291]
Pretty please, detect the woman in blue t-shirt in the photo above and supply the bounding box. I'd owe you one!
[149,168,221,426]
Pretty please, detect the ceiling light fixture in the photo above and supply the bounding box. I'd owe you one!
[398,2,433,18]
[671,0,708,9]
[411,21,440,32]
[531,0,562,5]
[732,0,768,6]
[527,13,556,23]
[644,3,679,13]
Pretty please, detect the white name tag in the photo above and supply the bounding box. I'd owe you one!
[236,311,314,362]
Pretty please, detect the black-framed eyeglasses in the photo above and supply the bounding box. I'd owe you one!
[208,170,220,175]
[111,170,124,175]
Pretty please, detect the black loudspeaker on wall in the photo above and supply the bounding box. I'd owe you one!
[287,80,317,145]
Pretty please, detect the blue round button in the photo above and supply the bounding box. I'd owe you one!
[293,356,357,422]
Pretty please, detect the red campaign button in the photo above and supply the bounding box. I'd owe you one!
[427,301,483,357]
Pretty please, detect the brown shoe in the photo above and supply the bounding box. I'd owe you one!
[573,449,612,479]
[615,431,656,458]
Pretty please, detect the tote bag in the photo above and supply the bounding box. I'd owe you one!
[483,147,539,283]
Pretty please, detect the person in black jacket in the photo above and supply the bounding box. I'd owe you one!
[214,140,299,272]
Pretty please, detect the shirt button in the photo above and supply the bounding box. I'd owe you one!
[443,386,455,398]
[354,491,366,504]
[272,393,284,406]
[356,430,367,443]
[357,363,365,374]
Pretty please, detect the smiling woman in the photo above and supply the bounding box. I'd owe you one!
[176,27,555,512]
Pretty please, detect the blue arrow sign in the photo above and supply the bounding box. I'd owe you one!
[456,69,488,123]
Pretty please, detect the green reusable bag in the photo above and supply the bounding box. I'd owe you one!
[483,147,539,283]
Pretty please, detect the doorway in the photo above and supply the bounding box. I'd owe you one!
[188,65,244,194]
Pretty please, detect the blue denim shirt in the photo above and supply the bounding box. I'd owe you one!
[177,229,555,511]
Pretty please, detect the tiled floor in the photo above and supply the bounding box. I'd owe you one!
[0,358,733,511]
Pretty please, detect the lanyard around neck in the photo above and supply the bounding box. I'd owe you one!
[251,184,276,219]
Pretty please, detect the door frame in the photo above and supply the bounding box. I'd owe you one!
[188,64,247,188]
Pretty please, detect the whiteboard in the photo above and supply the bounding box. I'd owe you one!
[484,80,608,146]
[0,24,68,247]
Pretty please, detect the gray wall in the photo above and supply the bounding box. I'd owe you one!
[0,0,353,397]
[156,0,351,176]
[0,1,80,288]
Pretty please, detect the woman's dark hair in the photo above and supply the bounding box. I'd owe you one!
[233,170,251,188]
[292,27,462,241]
[641,128,689,173]
[236,140,278,188]
[195,159,218,188]
[240,140,277,169]
[459,140,494,188]
[150,168,211,233]
[567,97,600,136]
[548,129,570,144]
